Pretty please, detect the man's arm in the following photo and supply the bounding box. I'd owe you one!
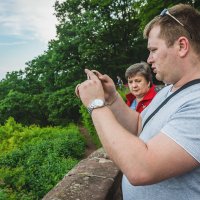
[91,107,199,185]
[77,69,199,186]
[107,93,141,135]
[93,70,141,135]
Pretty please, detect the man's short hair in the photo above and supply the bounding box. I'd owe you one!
[143,4,200,54]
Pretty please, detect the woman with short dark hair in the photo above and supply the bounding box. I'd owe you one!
[125,62,157,113]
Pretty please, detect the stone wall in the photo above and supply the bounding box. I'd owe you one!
[43,148,122,200]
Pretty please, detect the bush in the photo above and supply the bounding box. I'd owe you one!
[0,118,86,199]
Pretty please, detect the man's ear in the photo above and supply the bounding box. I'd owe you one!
[177,36,189,57]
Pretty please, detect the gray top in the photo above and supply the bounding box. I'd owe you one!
[122,84,200,200]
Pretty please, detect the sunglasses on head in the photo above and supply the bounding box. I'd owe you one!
[160,8,192,39]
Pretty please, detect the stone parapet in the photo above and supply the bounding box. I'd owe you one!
[43,148,122,200]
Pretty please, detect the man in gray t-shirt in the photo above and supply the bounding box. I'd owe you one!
[76,4,200,200]
[122,84,200,200]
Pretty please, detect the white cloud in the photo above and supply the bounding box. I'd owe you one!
[0,0,63,80]
[0,0,59,43]
[0,41,26,46]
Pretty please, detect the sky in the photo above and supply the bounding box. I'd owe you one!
[0,0,62,80]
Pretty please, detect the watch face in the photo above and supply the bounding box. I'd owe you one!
[88,99,105,115]
[94,99,104,106]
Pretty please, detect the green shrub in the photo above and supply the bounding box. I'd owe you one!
[0,189,9,200]
[0,118,86,199]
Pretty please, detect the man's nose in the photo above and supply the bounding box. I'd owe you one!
[147,54,153,64]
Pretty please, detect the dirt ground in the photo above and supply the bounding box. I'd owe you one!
[79,126,97,158]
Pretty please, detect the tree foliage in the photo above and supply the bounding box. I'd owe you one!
[0,0,198,126]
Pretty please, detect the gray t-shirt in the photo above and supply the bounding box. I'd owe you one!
[122,84,200,200]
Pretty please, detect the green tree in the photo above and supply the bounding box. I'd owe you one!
[47,85,80,125]
[0,0,198,126]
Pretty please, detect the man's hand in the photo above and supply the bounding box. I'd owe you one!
[86,69,117,105]
[77,69,105,107]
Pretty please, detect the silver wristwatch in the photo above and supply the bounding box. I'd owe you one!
[87,99,105,115]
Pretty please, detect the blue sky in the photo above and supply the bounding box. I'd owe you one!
[0,0,61,80]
